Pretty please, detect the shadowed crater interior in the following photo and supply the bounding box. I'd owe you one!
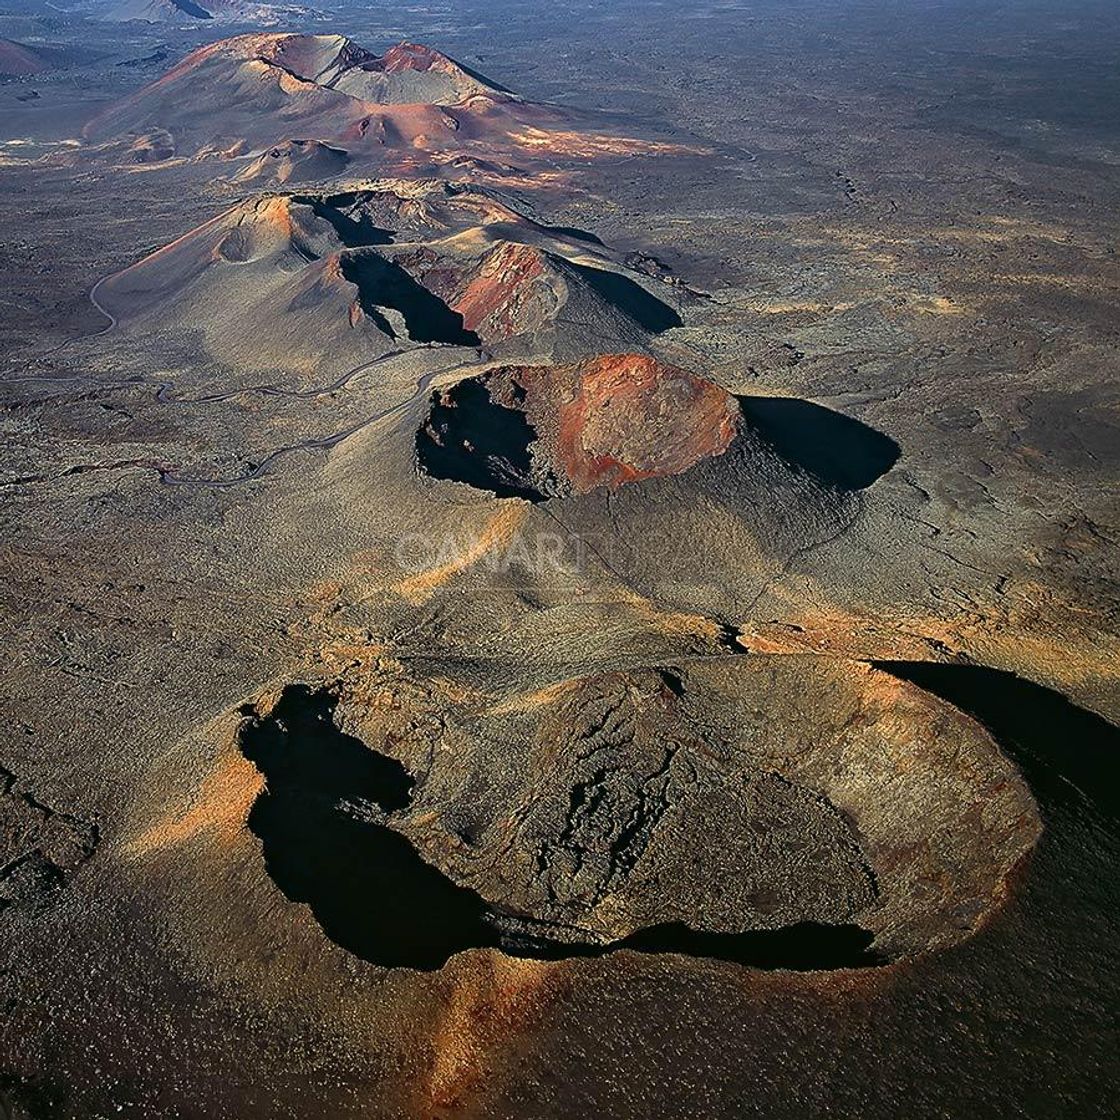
[415,355,741,501]
[417,378,548,501]
[240,685,885,972]
[292,192,395,247]
[340,252,481,345]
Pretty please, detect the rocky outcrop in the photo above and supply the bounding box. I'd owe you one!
[0,767,98,915]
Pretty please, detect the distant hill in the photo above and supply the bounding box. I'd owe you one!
[0,36,97,75]
[83,33,526,159]
[0,37,47,76]
[103,0,312,23]
[95,182,685,378]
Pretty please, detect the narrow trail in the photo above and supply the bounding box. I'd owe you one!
[160,353,485,488]
[152,355,407,405]
[28,273,119,361]
[2,269,494,490]
[2,353,485,491]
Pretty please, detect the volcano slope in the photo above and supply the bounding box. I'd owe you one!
[79,32,688,179]
[2,6,1120,1120]
[74,328,1044,1110]
[94,182,686,383]
[408,352,894,620]
[233,138,351,184]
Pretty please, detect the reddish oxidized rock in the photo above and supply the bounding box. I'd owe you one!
[420,354,741,499]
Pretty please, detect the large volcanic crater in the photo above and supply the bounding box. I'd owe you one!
[234,656,1041,972]
[416,353,898,501]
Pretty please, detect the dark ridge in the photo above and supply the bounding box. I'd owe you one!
[544,224,605,246]
[416,378,546,501]
[876,662,1120,825]
[564,261,682,333]
[341,252,480,345]
[738,396,901,491]
[240,684,888,972]
[292,193,392,247]
[170,0,213,18]
[116,47,171,68]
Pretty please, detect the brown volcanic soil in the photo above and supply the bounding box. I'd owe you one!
[1,2,1119,1119]
[94,183,687,382]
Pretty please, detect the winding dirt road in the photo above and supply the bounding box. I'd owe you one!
[4,274,494,490]
[159,350,489,488]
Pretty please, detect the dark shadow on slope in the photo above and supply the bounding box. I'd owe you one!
[544,224,605,246]
[416,379,547,500]
[248,790,498,970]
[240,686,413,811]
[341,253,480,345]
[170,0,213,18]
[739,396,901,491]
[293,192,394,247]
[241,685,886,972]
[241,685,487,970]
[564,261,682,333]
[442,54,514,95]
[877,663,1120,825]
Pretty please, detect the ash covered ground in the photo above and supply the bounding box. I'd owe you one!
[1,1,1118,1117]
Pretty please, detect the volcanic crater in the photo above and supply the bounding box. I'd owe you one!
[239,685,883,972]
[235,655,1041,972]
[96,183,686,377]
[416,354,898,501]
